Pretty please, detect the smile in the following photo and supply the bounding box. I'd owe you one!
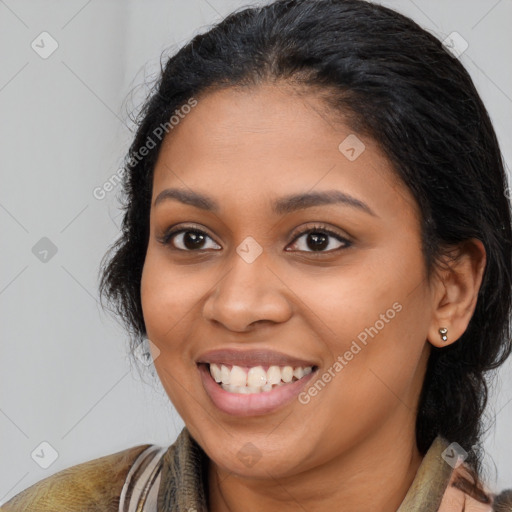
[208,363,314,393]
[198,363,318,416]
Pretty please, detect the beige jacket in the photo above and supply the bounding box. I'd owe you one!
[2,428,511,512]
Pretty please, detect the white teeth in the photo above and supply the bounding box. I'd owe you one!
[209,363,315,394]
[230,365,247,387]
[220,365,231,384]
[210,363,222,383]
[281,366,293,383]
[267,366,282,385]
[247,366,267,387]
[293,367,305,379]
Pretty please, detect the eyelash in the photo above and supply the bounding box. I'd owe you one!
[158,223,352,254]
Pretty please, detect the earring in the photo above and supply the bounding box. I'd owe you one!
[439,327,448,342]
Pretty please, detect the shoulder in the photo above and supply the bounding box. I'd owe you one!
[439,463,512,512]
[0,443,164,512]
[493,490,512,512]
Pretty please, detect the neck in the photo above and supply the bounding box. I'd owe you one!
[207,422,423,512]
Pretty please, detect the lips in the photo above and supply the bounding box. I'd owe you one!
[198,364,317,416]
[196,348,318,368]
[196,349,319,416]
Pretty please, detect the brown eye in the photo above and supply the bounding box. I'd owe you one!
[161,228,221,251]
[287,226,351,253]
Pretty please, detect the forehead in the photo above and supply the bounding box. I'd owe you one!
[157,83,358,163]
[151,84,416,220]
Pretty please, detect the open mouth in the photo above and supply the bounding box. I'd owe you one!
[205,363,317,394]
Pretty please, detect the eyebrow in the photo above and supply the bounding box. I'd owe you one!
[154,188,376,216]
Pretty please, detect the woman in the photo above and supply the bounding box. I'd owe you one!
[2,0,511,510]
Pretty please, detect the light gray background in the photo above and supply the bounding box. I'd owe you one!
[1,0,511,503]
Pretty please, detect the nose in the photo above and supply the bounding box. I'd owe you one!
[202,249,293,332]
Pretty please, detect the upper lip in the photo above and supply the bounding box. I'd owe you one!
[196,349,318,368]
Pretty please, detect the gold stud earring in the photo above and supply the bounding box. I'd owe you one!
[439,327,448,342]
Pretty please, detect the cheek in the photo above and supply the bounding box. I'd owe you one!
[140,249,204,342]
[140,250,206,418]
[299,250,428,345]
[298,244,430,397]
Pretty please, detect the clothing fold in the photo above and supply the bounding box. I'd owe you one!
[2,427,509,511]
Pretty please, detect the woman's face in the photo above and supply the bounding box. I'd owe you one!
[141,83,436,478]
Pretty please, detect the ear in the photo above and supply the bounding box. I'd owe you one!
[428,239,486,348]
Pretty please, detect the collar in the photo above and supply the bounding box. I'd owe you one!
[156,428,491,511]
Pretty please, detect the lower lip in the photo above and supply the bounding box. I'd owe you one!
[198,363,317,417]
